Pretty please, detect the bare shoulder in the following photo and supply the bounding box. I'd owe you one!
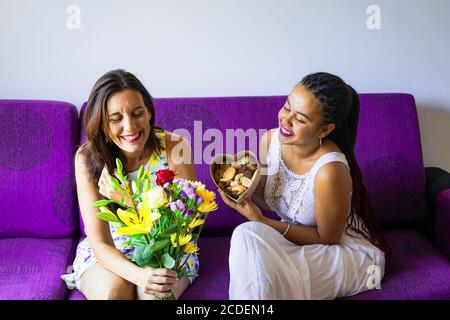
[74,145,88,172]
[314,161,352,192]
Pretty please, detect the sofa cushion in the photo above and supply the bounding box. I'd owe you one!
[68,289,85,300]
[0,100,79,238]
[0,237,78,300]
[356,94,427,226]
[346,229,450,299]
[180,236,231,300]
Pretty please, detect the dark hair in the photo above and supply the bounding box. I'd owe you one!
[300,72,390,255]
[79,69,163,186]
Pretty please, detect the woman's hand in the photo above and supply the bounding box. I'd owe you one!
[138,267,178,298]
[98,167,134,207]
[219,190,265,222]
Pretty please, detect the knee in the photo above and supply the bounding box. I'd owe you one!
[94,280,135,300]
[106,281,135,300]
[230,221,266,256]
[231,221,265,243]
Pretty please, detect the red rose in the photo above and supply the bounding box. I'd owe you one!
[155,169,176,186]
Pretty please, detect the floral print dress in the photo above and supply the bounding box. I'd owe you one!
[61,130,199,291]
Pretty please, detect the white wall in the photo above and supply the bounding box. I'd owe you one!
[1,0,450,171]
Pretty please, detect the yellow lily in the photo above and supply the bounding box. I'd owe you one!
[183,242,199,254]
[114,197,161,236]
[170,233,192,247]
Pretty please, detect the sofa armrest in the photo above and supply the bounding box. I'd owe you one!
[425,167,450,260]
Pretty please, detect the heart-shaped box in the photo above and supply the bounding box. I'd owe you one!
[210,150,261,203]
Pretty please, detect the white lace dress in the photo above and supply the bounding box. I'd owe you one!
[228,129,385,300]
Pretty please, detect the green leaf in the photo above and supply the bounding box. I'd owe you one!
[128,234,145,246]
[142,243,153,261]
[161,253,175,269]
[146,258,161,268]
[111,176,121,191]
[132,243,147,267]
[92,199,114,207]
[97,210,121,223]
[143,179,150,193]
[137,165,145,182]
[150,239,170,253]
[159,224,178,237]
[116,158,124,178]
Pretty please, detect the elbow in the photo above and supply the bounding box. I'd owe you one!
[318,234,341,245]
[322,239,339,245]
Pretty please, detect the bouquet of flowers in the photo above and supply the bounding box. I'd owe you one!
[92,158,218,299]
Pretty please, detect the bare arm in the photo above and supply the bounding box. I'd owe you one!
[259,162,352,245]
[221,161,352,245]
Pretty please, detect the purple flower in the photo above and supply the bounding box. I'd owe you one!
[169,201,178,212]
[197,196,203,204]
[163,182,171,189]
[188,192,197,200]
[186,210,194,216]
[180,191,188,198]
[176,199,186,212]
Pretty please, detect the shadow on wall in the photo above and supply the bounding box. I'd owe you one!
[416,104,450,173]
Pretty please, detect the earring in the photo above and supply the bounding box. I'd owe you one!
[319,137,323,148]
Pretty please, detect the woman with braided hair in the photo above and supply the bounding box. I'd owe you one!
[220,72,388,299]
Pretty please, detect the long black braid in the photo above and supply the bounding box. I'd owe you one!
[300,72,390,255]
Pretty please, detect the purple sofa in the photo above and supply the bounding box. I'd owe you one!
[1,94,450,300]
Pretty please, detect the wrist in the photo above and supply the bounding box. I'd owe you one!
[254,213,268,224]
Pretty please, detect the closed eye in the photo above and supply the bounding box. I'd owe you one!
[283,106,305,123]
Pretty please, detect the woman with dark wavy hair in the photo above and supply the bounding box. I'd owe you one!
[61,69,198,300]
[221,72,388,299]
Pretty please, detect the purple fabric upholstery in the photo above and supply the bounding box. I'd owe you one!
[0,237,78,299]
[180,236,230,300]
[436,189,450,260]
[0,100,79,238]
[346,230,450,300]
[68,289,86,300]
[355,94,427,226]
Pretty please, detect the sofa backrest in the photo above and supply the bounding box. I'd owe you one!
[78,94,427,235]
[0,100,79,238]
[355,94,427,226]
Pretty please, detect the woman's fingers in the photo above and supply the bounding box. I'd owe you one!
[146,283,174,293]
[150,276,177,285]
[145,289,172,298]
[151,268,177,278]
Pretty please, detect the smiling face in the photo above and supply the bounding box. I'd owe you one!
[278,85,334,147]
[105,89,151,158]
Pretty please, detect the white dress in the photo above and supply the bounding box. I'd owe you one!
[228,129,385,300]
